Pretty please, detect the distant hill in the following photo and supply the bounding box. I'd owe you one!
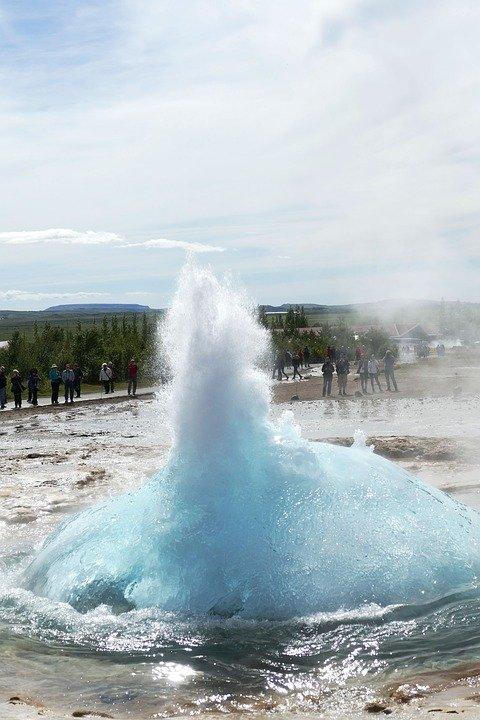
[44,303,151,313]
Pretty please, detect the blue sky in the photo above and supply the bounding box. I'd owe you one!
[1,0,479,309]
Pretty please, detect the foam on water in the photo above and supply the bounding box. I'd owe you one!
[23,264,480,619]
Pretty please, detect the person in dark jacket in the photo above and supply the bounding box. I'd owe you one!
[0,366,7,409]
[292,351,303,380]
[303,346,311,368]
[27,368,40,406]
[383,349,398,391]
[73,364,83,398]
[107,362,115,393]
[62,364,75,404]
[336,354,350,396]
[11,370,24,409]
[322,358,335,397]
[49,364,61,405]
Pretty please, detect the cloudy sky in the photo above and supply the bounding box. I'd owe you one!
[1,0,479,309]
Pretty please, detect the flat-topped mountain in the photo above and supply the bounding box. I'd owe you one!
[44,303,151,313]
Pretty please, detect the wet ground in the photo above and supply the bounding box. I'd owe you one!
[1,352,480,719]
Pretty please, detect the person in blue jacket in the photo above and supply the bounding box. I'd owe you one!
[49,364,62,405]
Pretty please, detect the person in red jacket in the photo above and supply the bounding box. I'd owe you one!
[127,357,138,396]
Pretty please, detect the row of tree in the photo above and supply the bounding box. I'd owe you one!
[0,314,158,389]
[258,305,309,331]
[269,321,392,362]
[257,307,392,360]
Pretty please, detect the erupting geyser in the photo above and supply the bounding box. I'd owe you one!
[24,265,480,618]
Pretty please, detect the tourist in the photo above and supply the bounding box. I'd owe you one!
[383,349,398,392]
[303,345,311,368]
[357,355,369,393]
[272,350,287,381]
[336,354,350,396]
[73,364,83,398]
[11,370,24,409]
[127,357,138,396]
[368,354,382,392]
[27,368,40,406]
[355,345,363,362]
[99,363,112,394]
[0,366,7,409]
[292,350,303,380]
[62,364,75,404]
[280,350,289,380]
[107,362,115,393]
[49,364,61,405]
[298,347,304,369]
[322,357,335,397]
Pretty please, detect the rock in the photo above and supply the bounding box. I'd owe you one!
[9,695,44,709]
[355,391,363,397]
[76,469,107,488]
[290,395,300,401]
[72,711,114,718]
[453,385,462,396]
[365,700,393,714]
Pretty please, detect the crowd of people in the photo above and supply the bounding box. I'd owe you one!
[1,344,403,411]
[272,345,399,397]
[0,358,139,410]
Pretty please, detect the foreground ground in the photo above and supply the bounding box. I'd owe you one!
[1,349,480,719]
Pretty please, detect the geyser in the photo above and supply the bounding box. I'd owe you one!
[24,265,480,618]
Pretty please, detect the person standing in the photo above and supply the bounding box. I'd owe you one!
[11,370,24,409]
[62,364,75,404]
[383,349,398,391]
[292,350,303,380]
[73,364,83,398]
[303,346,311,368]
[336,354,350,396]
[127,357,138,396]
[99,363,112,394]
[357,355,369,394]
[322,357,335,397]
[0,366,7,409]
[368,354,382,392]
[27,368,40,406]
[27,369,34,404]
[49,364,61,405]
[107,362,115,393]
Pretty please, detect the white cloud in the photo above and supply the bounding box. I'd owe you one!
[0,229,225,253]
[0,290,108,301]
[125,291,155,297]
[121,238,225,253]
[0,229,122,245]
